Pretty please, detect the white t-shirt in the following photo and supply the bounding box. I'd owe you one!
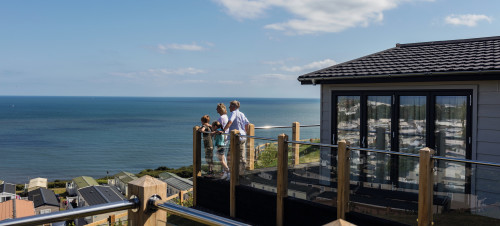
[218,114,229,133]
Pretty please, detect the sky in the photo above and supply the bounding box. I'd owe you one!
[0,0,498,98]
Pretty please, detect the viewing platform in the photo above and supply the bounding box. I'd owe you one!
[2,122,500,225]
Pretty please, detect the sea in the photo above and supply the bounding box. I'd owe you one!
[0,96,320,184]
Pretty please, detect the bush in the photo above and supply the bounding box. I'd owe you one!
[16,184,25,191]
[48,181,67,188]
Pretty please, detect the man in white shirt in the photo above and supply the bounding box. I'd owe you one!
[223,100,250,175]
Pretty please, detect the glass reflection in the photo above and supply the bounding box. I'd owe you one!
[337,96,361,182]
[435,96,468,193]
[399,96,426,189]
[367,96,391,184]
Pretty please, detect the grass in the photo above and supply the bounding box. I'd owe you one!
[254,139,321,169]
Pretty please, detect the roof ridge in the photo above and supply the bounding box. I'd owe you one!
[397,36,500,48]
[94,186,111,203]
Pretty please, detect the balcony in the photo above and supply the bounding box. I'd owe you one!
[2,122,500,225]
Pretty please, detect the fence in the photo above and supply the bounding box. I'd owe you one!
[193,123,500,226]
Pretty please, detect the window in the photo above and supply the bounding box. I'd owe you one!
[40,209,51,214]
[332,90,472,193]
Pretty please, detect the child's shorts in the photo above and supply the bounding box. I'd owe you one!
[216,147,225,155]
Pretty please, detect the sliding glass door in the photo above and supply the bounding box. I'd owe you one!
[398,96,426,189]
[333,90,472,192]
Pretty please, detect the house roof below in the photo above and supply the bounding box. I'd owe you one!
[298,36,500,85]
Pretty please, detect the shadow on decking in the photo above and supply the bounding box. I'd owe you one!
[196,175,410,226]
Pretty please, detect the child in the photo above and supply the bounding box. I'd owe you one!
[212,121,229,180]
[198,115,214,176]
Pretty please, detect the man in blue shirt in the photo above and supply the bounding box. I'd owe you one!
[223,100,250,176]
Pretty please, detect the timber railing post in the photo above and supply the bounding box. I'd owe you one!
[230,129,241,218]
[418,147,435,226]
[292,122,300,165]
[248,123,255,170]
[337,140,350,220]
[128,176,167,226]
[193,126,201,207]
[277,133,289,226]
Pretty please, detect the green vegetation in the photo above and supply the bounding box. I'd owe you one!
[136,165,193,178]
[254,139,321,169]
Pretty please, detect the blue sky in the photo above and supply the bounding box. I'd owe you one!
[0,0,498,98]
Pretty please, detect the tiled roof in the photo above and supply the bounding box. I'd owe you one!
[159,172,193,191]
[73,176,99,189]
[28,188,59,208]
[0,183,15,194]
[115,171,138,184]
[298,36,500,84]
[78,185,125,206]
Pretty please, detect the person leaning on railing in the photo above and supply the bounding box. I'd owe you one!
[223,100,250,175]
[198,115,215,176]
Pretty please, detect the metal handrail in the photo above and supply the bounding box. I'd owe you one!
[432,155,500,167]
[0,197,250,226]
[155,202,250,226]
[205,129,500,168]
[0,198,139,226]
[255,124,320,129]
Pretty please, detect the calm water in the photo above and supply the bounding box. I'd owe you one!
[0,96,319,184]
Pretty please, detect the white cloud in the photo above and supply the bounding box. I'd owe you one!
[156,43,208,53]
[215,0,270,19]
[280,59,337,72]
[147,68,205,76]
[217,80,244,85]
[181,80,206,83]
[214,0,413,35]
[445,14,492,27]
[257,73,294,80]
[110,67,205,78]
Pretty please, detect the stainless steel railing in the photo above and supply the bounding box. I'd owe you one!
[155,202,249,226]
[255,124,320,129]
[0,197,248,226]
[0,198,139,226]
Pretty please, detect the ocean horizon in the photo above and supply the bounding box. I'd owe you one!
[0,96,320,184]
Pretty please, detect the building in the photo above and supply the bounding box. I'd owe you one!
[298,35,500,218]
[0,199,35,221]
[159,172,193,200]
[66,176,99,196]
[28,188,60,215]
[108,171,138,196]
[0,183,16,203]
[77,185,126,224]
[27,177,48,192]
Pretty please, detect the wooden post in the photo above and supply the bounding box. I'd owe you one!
[418,147,435,226]
[277,133,289,226]
[108,214,115,225]
[292,122,300,165]
[128,176,167,226]
[248,123,255,170]
[179,191,185,206]
[337,140,350,220]
[193,126,201,207]
[230,129,241,218]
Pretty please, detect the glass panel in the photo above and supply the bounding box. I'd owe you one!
[337,96,361,146]
[350,154,419,226]
[245,138,277,192]
[367,96,392,184]
[433,164,500,224]
[435,96,468,193]
[399,96,426,190]
[338,96,361,182]
[288,143,331,202]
